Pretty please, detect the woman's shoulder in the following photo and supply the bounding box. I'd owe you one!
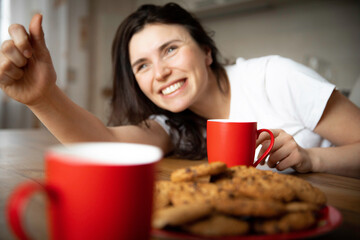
[232,55,297,68]
[228,55,330,83]
[226,55,293,75]
[225,55,281,80]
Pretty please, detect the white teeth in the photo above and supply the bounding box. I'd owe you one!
[161,81,184,95]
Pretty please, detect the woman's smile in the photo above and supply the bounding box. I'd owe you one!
[160,79,186,96]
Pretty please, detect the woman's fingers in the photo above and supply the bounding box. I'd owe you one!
[29,13,51,62]
[1,40,28,67]
[29,14,45,46]
[8,24,32,59]
[257,129,281,158]
[267,140,295,168]
[256,131,271,147]
[257,129,312,173]
[0,52,24,78]
[0,23,30,85]
[257,129,296,168]
[267,132,295,166]
[0,72,15,85]
[0,52,24,85]
[275,150,300,170]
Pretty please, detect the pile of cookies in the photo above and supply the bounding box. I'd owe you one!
[152,162,327,237]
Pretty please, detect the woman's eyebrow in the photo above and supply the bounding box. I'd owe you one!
[158,39,181,51]
[131,58,146,69]
[131,39,181,69]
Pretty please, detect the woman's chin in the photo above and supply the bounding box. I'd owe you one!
[161,103,189,113]
[167,106,188,113]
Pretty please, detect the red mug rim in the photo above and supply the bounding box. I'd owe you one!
[46,142,163,166]
[207,119,257,123]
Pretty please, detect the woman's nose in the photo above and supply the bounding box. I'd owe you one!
[154,62,171,81]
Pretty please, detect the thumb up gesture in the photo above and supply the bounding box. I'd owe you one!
[0,14,57,106]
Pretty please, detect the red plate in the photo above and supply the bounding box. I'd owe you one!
[152,205,342,240]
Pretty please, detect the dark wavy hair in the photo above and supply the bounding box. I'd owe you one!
[109,3,228,159]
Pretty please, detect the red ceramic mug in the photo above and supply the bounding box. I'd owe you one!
[207,120,274,167]
[7,142,162,240]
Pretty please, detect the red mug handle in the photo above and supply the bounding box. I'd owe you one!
[7,181,50,240]
[253,129,274,167]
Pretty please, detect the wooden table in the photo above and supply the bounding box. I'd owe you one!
[0,129,359,239]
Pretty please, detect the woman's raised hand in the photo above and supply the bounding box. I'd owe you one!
[0,14,57,106]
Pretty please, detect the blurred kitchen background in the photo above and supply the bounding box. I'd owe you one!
[0,0,359,129]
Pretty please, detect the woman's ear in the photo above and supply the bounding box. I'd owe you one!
[204,46,213,66]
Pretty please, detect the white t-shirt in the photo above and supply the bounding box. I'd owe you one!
[152,55,335,148]
[226,55,335,148]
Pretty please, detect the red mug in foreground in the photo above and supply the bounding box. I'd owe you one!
[207,120,274,167]
[7,142,162,240]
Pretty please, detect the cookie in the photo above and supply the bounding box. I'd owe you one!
[152,203,212,229]
[285,202,320,212]
[211,165,272,184]
[230,165,274,178]
[253,211,316,234]
[217,174,296,202]
[153,163,326,236]
[214,198,286,217]
[154,181,173,210]
[277,174,327,205]
[182,214,249,236]
[170,162,227,182]
[169,182,220,206]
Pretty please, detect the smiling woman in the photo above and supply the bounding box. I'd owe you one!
[109,4,230,159]
[128,24,215,113]
[0,3,359,177]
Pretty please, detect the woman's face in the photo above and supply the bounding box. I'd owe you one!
[129,23,213,113]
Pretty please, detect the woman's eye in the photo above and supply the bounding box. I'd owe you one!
[137,64,147,71]
[166,46,177,54]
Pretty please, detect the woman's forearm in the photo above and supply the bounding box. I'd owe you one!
[28,85,117,143]
[309,143,360,178]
